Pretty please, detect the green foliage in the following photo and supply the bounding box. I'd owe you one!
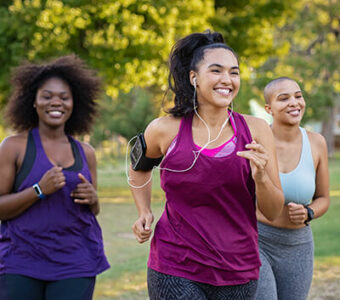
[0,0,215,143]
[211,0,299,112]
[92,88,158,145]
[213,0,297,67]
[252,0,340,123]
[1,0,337,141]
[0,0,214,105]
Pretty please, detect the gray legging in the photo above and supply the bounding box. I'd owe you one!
[148,268,258,300]
[255,222,314,300]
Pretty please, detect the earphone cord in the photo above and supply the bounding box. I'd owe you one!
[126,86,233,188]
[158,88,233,173]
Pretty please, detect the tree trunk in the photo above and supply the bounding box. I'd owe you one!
[321,107,335,158]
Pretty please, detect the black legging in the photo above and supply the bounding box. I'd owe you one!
[0,274,95,300]
[147,268,258,300]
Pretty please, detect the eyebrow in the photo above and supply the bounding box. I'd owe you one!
[41,89,69,94]
[208,64,239,70]
[277,91,301,97]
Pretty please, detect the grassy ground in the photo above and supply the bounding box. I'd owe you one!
[92,156,340,300]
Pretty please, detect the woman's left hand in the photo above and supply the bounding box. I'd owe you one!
[71,173,98,206]
[237,140,269,182]
[287,202,308,225]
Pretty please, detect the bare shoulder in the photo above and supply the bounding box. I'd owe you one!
[145,115,182,156]
[78,141,96,160]
[306,130,328,158]
[306,130,327,148]
[79,141,96,171]
[0,132,28,155]
[242,114,272,140]
[146,115,181,137]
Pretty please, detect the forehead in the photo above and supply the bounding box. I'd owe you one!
[271,80,301,97]
[38,77,71,92]
[199,48,238,67]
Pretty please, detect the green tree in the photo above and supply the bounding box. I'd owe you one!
[92,87,158,145]
[211,0,299,113]
[0,0,214,102]
[253,0,340,155]
[0,0,214,143]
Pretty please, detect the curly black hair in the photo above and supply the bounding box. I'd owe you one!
[167,30,239,117]
[5,55,101,135]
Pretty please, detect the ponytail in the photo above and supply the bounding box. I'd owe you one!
[166,30,238,117]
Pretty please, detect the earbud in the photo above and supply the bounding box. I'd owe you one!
[193,78,197,88]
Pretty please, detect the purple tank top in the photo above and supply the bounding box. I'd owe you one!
[148,112,260,286]
[0,128,110,280]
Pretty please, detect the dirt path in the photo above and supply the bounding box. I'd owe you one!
[309,262,340,300]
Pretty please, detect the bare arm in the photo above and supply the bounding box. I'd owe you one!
[130,116,180,243]
[237,116,284,221]
[310,133,330,218]
[0,136,65,220]
[0,136,39,220]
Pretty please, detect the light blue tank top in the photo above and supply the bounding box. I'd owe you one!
[279,127,316,205]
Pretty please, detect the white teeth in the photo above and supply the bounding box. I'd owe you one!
[216,89,231,96]
[48,111,62,117]
[289,110,300,116]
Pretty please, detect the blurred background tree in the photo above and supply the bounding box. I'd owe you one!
[0,0,214,141]
[0,0,339,155]
[252,0,340,155]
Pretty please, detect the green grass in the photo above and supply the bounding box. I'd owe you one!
[93,154,340,299]
[94,202,164,299]
[329,153,340,191]
[312,197,340,257]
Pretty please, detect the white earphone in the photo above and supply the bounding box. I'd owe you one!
[193,78,197,88]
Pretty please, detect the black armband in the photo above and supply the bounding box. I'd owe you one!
[130,133,163,171]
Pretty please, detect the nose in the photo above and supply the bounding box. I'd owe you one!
[221,72,232,84]
[50,96,62,106]
[289,96,299,106]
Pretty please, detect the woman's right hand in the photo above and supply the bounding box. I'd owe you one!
[39,166,66,195]
[132,211,154,243]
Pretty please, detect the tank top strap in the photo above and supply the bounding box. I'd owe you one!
[173,113,194,150]
[299,127,315,174]
[31,127,43,153]
[13,129,36,192]
[231,112,253,149]
[64,135,85,172]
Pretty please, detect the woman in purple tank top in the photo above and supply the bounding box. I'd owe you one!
[0,55,110,300]
[129,30,284,300]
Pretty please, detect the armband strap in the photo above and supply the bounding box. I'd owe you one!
[130,133,163,171]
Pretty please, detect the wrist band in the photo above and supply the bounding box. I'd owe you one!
[33,183,46,199]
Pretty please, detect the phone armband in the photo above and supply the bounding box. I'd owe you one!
[130,133,163,171]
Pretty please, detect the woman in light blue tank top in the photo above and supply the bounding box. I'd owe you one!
[255,77,330,300]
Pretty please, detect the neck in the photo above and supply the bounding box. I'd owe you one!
[195,105,231,128]
[38,124,67,140]
[271,121,300,142]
